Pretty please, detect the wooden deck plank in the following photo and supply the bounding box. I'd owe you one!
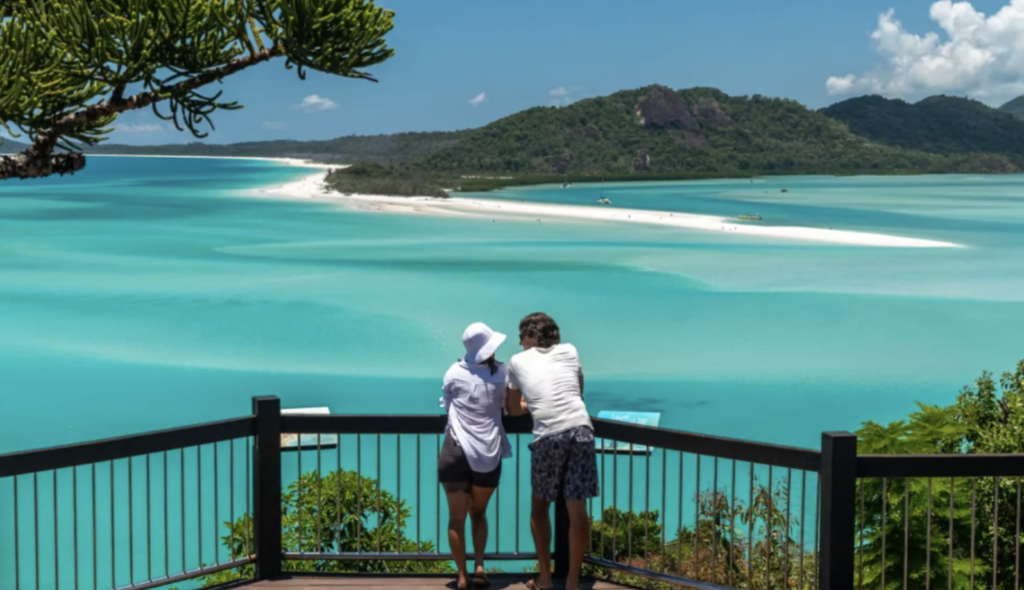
[247,575,635,590]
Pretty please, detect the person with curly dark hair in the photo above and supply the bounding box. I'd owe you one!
[505,312,596,590]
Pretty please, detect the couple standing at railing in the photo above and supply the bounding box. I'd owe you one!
[438,312,596,590]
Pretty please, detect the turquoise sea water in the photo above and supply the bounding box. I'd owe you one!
[3,160,1023,452]
[1,158,1023,588]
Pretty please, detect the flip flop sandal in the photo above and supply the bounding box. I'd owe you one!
[525,580,554,590]
[473,573,491,588]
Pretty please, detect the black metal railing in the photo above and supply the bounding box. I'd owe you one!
[853,453,1024,590]
[0,416,256,590]
[4,396,1024,590]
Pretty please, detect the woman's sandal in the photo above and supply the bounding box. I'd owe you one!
[525,580,554,590]
[472,572,491,588]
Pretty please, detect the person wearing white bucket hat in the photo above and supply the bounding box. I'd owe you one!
[438,322,513,590]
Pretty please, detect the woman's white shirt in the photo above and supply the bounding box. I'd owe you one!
[439,360,513,473]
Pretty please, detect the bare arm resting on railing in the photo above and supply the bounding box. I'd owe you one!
[506,386,529,417]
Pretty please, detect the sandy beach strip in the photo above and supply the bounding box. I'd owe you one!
[252,171,962,249]
[89,154,335,169]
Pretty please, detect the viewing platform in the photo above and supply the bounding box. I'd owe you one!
[2,396,1024,590]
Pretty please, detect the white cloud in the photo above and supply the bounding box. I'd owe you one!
[549,86,576,106]
[262,120,288,130]
[114,123,162,133]
[468,92,487,107]
[295,94,338,112]
[826,0,1024,102]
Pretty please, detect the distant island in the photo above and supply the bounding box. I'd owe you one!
[5,84,1024,197]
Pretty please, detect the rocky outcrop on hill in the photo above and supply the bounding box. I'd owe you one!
[632,148,652,172]
[635,85,702,133]
[693,97,734,127]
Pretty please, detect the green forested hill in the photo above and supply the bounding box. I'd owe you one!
[5,85,1022,196]
[414,85,1009,177]
[999,95,1024,120]
[822,94,1024,163]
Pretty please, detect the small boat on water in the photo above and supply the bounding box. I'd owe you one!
[597,197,611,205]
[738,214,762,221]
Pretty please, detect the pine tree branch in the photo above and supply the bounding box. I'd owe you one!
[0,47,280,180]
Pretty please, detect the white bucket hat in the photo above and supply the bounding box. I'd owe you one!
[462,322,506,365]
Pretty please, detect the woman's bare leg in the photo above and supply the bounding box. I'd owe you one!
[444,486,471,589]
[469,486,497,576]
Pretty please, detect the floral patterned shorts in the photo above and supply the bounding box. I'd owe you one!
[529,426,599,502]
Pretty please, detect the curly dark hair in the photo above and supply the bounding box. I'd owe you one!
[519,312,561,348]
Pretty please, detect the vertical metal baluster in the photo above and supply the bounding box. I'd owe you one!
[92,465,97,590]
[213,443,218,566]
[1016,477,1021,590]
[693,454,700,580]
[730,460,737,589]
[785,468,791,589]
[435,433,440,555]
[129,457,133,584]
[971,478,976,589]
[661,450,667,574]
[14,475,20,590]
[645,447,650,576]
[926,478,932,590]
[110,464,114,587]
[417,434,422,552]
[53,470,59,590]
[600,440,606,560]
[297,437,302,554]
[815,476,821,590]
[881,478,887,590]
[678,452,683,575]
[800,470,806,590]
[34,472,39,590]
[229,441,234,562]
[628,443,634,565]
[747,463,753,590]
[245,439,251,559]
[994,476,1000,590]
[73,467,79,590]
[197,447,202,567]
[496,451,501,555]
[358,434,363,555]
[376,434,381,554]
[146,454,151,582]
[396,435,401,553]
[858,480,865,590]
[948,478,954,590]
[515,434,520,555]
[712,457,718,585]
[181,451,185,574]
[766,465,772,590]
[904,479,910,590]
[342,434,346,553]
[316,434,322,554]
[163,451,168,577]
[612,444,617,562]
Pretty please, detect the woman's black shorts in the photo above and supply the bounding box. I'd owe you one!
[437,433,502,492]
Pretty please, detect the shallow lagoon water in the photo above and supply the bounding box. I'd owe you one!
[1,159,1023,587]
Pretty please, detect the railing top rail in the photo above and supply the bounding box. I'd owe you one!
[280,414,534,435]
[0,415,255,478]
[857,453,1024,478]
[592,416,821,472]
[282,413,821,472]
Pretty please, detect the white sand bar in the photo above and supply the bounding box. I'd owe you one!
[254,171,962,249]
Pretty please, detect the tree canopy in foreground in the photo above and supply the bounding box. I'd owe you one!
[0,0,395,180]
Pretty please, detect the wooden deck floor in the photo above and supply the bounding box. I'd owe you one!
[248,574,635,590]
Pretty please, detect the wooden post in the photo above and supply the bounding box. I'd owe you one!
[253,396,282,580]
[819,431,857,590]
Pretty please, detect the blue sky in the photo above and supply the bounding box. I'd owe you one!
[89,0,1024,144]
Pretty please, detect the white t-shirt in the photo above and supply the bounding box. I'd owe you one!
[439,360,513,473]
[508,343,592,440]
